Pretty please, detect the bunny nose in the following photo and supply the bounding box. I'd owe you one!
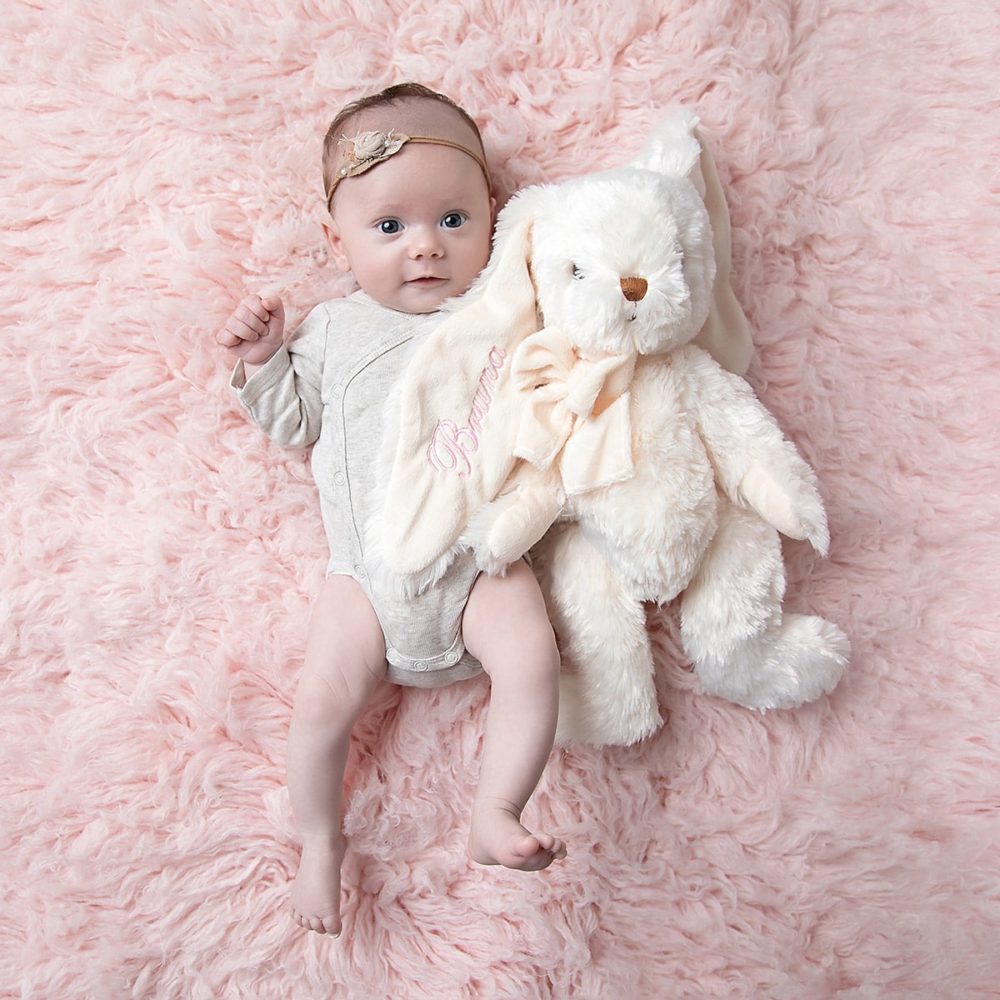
[620,276,648,302]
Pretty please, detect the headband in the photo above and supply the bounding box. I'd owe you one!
[325,130,492,211]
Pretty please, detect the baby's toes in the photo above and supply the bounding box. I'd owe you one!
[513,834,544,859]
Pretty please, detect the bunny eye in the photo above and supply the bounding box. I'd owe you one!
[571,264,584,280]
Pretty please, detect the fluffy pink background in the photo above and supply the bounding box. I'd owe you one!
[3,2,998,997]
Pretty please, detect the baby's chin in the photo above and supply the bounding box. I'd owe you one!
[386,280,463,314]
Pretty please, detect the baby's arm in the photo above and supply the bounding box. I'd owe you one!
[219,293,326,449]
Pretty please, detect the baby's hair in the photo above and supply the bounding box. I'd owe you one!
[321,82,487,213]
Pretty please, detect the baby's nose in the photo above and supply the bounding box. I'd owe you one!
[410,229,444,258]
[620,276,648,302]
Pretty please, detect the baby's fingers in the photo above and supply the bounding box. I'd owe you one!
[242,294,271,323]
[216,327,243,348]
[227,304,268,341]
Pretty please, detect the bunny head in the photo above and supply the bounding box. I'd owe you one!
[489,164,717,357]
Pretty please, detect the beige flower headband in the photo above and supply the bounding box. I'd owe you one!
[325,129,492,211]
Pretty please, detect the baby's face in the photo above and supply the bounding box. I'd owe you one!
[326,144,494,314]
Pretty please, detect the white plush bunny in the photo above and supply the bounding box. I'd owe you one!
[378,112,848,746]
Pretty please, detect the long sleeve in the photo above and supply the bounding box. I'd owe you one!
[229,303,329,448]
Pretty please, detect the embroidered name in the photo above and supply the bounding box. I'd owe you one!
[427,347,507,479]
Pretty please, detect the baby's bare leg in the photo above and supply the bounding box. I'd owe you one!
[286,575,386,935]
[462,561,566,871]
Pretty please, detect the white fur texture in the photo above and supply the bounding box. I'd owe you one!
[488,163,850,744]
[502,167,716,358]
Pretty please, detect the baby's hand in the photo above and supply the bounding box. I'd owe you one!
[217,293,285,366]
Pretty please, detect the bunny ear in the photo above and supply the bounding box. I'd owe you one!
[379,214,541,578]
[691,136,754,376]
[629,110,703,180]
[630,112,754,375]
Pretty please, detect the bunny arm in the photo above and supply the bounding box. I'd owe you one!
[464,464,565,575]
[464,328,637,573]
[676,345,830,555]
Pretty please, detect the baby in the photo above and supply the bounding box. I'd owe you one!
[217,83,566,936]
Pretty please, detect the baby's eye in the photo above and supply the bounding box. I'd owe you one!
[378,219,402,235]
[571,264,584,280]
[441,212,466,229]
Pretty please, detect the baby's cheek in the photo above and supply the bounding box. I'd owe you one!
[472,233,492,273]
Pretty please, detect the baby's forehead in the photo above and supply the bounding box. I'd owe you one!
[343,144,489,219]
[327,97,492,213]
[342,98,482,153]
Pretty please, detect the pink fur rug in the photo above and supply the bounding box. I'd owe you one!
[3,2,998,997]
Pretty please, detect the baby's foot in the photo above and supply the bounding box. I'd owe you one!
[469,801,567,872]
[289,833,346,936]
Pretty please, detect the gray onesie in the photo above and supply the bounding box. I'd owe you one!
[231,290,483,688]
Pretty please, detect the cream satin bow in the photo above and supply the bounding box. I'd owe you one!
[510,328,637,495]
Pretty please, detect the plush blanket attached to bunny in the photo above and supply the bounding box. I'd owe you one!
[374,111,848,746]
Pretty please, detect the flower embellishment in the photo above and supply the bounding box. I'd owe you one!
[338,130,410,178]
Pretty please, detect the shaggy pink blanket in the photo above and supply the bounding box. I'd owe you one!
[3,2,998,997]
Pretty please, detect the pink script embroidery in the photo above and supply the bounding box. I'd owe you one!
[427,347,506,479]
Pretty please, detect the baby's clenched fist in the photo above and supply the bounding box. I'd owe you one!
[218,293,285,366]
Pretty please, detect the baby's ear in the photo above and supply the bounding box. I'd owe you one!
[322,220,351,272]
